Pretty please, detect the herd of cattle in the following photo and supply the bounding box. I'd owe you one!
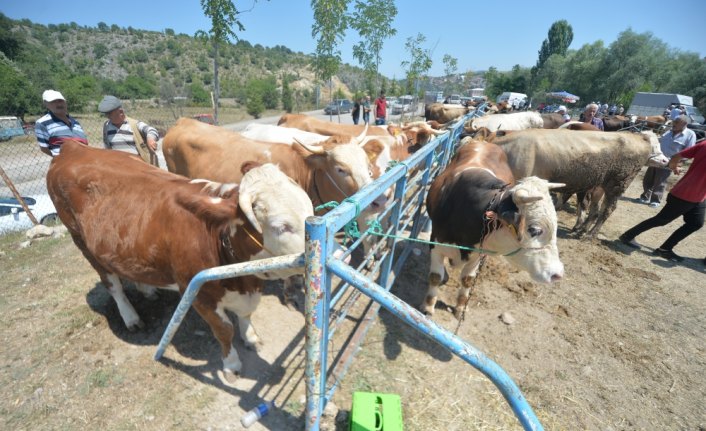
[44,102,672,380]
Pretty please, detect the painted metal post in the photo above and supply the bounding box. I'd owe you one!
[304,215,331,431]
[327,259,543,431]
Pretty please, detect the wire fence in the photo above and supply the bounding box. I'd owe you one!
[0,99,275,235]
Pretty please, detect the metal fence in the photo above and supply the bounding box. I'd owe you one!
[152,106,544,431]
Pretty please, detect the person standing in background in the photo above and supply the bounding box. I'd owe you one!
[374,90,387,125]
[581,103,605,131]
[98,95,160,166]
[35,90,88,157]
[351,97,361,125]
[362,95,371,125]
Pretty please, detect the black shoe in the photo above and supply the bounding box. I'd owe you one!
[652,248,684,262]
[618,235,640,249]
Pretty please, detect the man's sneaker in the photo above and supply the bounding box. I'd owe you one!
[649,202,660,208]
[637,197,650,204]
[618,235,640,249]
[652,248,684,262]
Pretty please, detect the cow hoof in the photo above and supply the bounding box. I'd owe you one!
[219,369,240,386]
[245,340,263,352]
[126,319,145,331]
[419,305,434,316]
[452,307,464,320]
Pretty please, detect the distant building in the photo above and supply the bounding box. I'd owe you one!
[470,88,485,98]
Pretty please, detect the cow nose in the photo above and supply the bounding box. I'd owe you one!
[551,273,563,282]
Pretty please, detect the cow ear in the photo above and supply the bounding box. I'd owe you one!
[499,209,520,227]
[362,140,384,160]
[240,161,261,176]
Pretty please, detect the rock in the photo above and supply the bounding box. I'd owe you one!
[26,224,54,239]
[52,225,68,237]
[322,401,338,417]
[499,312,516,325]
[18,240,32,249]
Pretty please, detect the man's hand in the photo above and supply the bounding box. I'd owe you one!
[147,138,157,152]
[668,154,683,175]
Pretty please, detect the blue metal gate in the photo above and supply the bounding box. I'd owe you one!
[155,107,544,430]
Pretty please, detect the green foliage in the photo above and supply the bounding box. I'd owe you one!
[0,56,37,117]
[164,28,175,36]
[245,79,265,118]
[401,33,432,95]
[189,82,211,106]
[93,43,108,60]
[58,75,99,112]
[349,0,397,88]
[282,76,294,113]
[534,20,573,75]
[311,0,349,82]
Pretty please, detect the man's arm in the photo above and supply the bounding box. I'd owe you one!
[668,153,685,174]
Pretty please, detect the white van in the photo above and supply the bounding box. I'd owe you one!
[496,92,527,109]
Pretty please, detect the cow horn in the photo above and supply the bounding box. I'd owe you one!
[513,188,544,205]
[429,128,448,135]
[355,122,369,146]
[238,189,263,234]
[547,182,566,190]
[294,138,325,155]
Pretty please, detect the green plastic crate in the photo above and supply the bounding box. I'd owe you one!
[350,392,403,431]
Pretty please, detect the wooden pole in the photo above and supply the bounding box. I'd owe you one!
[0,163,39,225]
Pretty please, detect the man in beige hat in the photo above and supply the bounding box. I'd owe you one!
[98,95,160,166]
[35,89,88,157]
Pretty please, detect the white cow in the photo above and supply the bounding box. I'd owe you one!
[468,111,544,132]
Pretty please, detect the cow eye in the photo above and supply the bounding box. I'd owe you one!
[528,226,543,237]
[336,166,348,176]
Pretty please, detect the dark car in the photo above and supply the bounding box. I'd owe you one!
[323,99,354,115]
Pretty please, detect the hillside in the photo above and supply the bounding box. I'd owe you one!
[0,15,381,115]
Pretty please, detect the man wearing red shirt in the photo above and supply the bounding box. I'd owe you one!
[619,140,706,262]
[374,90,387,125]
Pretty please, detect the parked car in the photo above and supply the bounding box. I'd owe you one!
[0,116,26,141]
[192,113,215,125]
[323,99,354,115]
[391,95,415,115]
[0,194,58,235]
[445,94,462,105]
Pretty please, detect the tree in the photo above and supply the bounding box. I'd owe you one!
[442,54,458,93]
[532,20,573,86]
[197,0,267,123]
[400,33,432,96]
[281,75,294,113]
[311,0,348,106]
[0,55,36,117]
[349,0,397,90]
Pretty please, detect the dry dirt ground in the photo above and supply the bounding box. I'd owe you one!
[0,169,704,431]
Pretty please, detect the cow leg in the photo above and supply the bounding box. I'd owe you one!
[454,254,483,319]
[192,298,239,378]
[587,194,619,238]
[135,282,159,301]
[219,289,263,351]
[104,273,144,330]
[282,275,303,310]
[422,246,447,316]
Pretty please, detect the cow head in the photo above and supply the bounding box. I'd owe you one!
[485,176,565,284]
[639,131,669,167]
[237,163,313,278]
[293,136,388,211]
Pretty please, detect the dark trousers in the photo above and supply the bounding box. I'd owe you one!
[622,194,706,250]
[641,166,671,204]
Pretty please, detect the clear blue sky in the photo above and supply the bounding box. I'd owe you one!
[3,0,704,78]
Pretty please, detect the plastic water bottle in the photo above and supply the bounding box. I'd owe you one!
[240,400,275,428]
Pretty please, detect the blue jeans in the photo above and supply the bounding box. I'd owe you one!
[375,117,386,125]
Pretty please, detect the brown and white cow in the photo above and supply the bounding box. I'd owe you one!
[424,102,472,124]
[424,139,565,317]
[494,129,669,237]
[164,118,387,212]
[47,141,313,381]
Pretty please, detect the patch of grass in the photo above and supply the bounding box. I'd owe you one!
[79,367,124,395]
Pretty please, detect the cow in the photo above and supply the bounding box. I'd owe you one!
[558,121,602,131]
[540,113,568,129]
[494,129,669,237]
[47,141,313,382]
[424,102,472,124]
[602,115,631,132]
[631,115,669,132]
[465,111,545,132]
[239,123,392,180]
[163,118,387,212]
[278,113,442,149]
[423,139,565,317]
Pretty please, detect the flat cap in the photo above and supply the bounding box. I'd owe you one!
[98,95,122,113]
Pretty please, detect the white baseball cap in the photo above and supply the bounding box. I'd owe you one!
[42,90,65,102]
[558,105,567,112]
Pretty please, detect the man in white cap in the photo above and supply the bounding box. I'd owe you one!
[557,105,571,122]
[98,95,160,166]
[35,89,88,157]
